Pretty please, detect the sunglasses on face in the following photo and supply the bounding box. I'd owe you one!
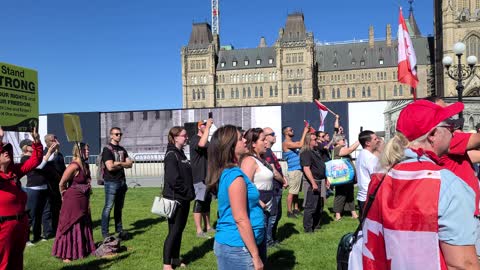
[112,133,123,137]
[438,124,455,134]
[265,132,275,137]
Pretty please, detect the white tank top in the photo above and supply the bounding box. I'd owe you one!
[252,157,274,191]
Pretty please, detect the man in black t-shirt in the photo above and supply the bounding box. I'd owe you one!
[100,127,133,239]
[189,119,214,238]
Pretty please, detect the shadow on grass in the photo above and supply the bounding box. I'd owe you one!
[125,217,165,238]
[276,222,299,242]
[60,253,131,270]
[320,211,333,226]
[182,237,214,264]
[268,249,296,270]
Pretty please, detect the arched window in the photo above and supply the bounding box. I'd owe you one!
[367,87,371,97]
[201,89,205,100]
[347,88,351,98]
[469,116,475,130]
[197,89,201,100]
[362,87,366,97]
[221,89,225,99]
[193,89,196,100]
[248,87,251,98]
[260,86,263,97]
[288,84,292,95]
[255,86,258,97]
[293,84,297,95]
[270,86,273,97]
[332,88,336,99]
[236,88,239,98]
[399,85,403,96]
[231,88,234,98]
[378,86,381,99]
[215,89,220,99]
[337,88,341,98]
[394,85,398,96]
[298,83,302,95]
[243,88,246,98]
[275,85,278,97]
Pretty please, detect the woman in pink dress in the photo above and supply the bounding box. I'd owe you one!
[52,143,95,262]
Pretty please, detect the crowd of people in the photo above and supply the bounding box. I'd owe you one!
[1,98,480,270]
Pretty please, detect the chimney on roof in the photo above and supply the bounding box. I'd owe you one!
[386,24,392,47]
[369,25,374,48]
[258,36,267,48]
[279,28,284,39]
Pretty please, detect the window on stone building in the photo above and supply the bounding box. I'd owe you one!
[368,73,371,80]
[399,85,403,96]
[143,111,148,120]
[260,87,263,97]
[286,54,291,63]
[347,88,351,98]
[196,61,201,69]
[466,35,480,58]
[367,87,371,97]
[378,86,381,99]
[236,88,239,98]
[201,60,206,69]
[352,87,356,98]
[379,59,384,65]
[243,88,246,98]
[255,87,258,97]
[155,111,160,120]
[332,88,335,99]
[245,60,249,66]
[299,53,303,62]
[360,60,365,66]
[294,84,298,95]
[248,87,251,98]
[352,60,356,65]
[321,88,325,99]
[257,59,261,65]
[288,84,292,95]
[275,85,278,97]
[129,112,134,121]
[201,89,205,100]
[221,62,225,67]
[337,88,341,98]
[193,89,196,100]
[362,87,366,97]
[231,88,234,98]
[270,86,273,97]
[232,61,237,67]
[383,85,386,100]
[298,84,302,95]
[269,58,274,64]
[197,89,201,100]
[221,89,225,99]
[394,85,398,96]
[216,89,220,99]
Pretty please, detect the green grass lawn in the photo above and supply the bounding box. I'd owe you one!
[24,187,359,270]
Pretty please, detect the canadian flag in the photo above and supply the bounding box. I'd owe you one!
[314,100,329,131]
[397,7,418,98]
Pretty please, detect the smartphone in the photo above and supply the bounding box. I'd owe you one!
[360,126,363,133]
[208,112,213,119]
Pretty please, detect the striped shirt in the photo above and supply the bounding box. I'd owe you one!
[283,149,301,171]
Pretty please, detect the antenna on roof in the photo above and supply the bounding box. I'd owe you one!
[212,0,219,35]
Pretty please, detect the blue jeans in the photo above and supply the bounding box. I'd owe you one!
[26,188,49,241]
[214,240,266,270]
[101,180,128,237]
[266,194,282,244]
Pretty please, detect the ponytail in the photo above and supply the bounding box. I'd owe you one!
[380,133,409,169]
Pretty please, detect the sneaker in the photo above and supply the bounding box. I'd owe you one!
[118,231,131,240]
[287,211,297,219]
[206,228,216,233]
[293,209,303,216]
[304,229,314,234]
[41,238,48,242]
[196,232,212,239]
[26,241,35,247]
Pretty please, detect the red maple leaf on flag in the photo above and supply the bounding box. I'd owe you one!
[363,229,392,270]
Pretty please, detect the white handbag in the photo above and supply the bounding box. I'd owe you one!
[151,196,179,219]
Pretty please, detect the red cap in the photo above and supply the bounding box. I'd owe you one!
[396,100,464,141]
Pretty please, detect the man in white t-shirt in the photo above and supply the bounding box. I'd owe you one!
[355,130,380,219]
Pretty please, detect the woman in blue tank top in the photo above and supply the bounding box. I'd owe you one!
[206,125,265,270]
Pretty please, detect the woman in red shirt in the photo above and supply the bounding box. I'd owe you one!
[0,127,43,270]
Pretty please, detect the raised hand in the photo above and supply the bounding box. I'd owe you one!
[31,126,40,143]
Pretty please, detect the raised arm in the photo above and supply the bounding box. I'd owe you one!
[16,127,43,177]
[229,177,264,270]
[283,126,309,149]
[198,118,213,148]
[338,141,360,157]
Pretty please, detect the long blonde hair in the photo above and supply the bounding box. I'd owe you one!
[300,133,314,154]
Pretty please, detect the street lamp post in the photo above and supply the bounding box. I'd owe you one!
[442,42,478,119]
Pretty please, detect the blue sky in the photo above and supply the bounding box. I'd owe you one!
[1,0,433,114]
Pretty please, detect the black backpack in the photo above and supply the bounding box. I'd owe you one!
[95,145,114,185]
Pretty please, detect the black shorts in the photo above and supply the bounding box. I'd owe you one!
[193,197,212,213]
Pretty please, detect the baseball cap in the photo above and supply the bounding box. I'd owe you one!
[396,100,464,141]
[197,120,207,128]
[20,139,33,149]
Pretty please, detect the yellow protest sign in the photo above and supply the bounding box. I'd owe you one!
[0,62,39,131]
[64,114,83,142]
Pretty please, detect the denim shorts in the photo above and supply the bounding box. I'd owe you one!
[214,241,255,270]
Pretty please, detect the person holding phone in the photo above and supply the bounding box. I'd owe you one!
[0,126,43,270]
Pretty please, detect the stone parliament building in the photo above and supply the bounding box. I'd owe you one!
[181,1,480,110]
